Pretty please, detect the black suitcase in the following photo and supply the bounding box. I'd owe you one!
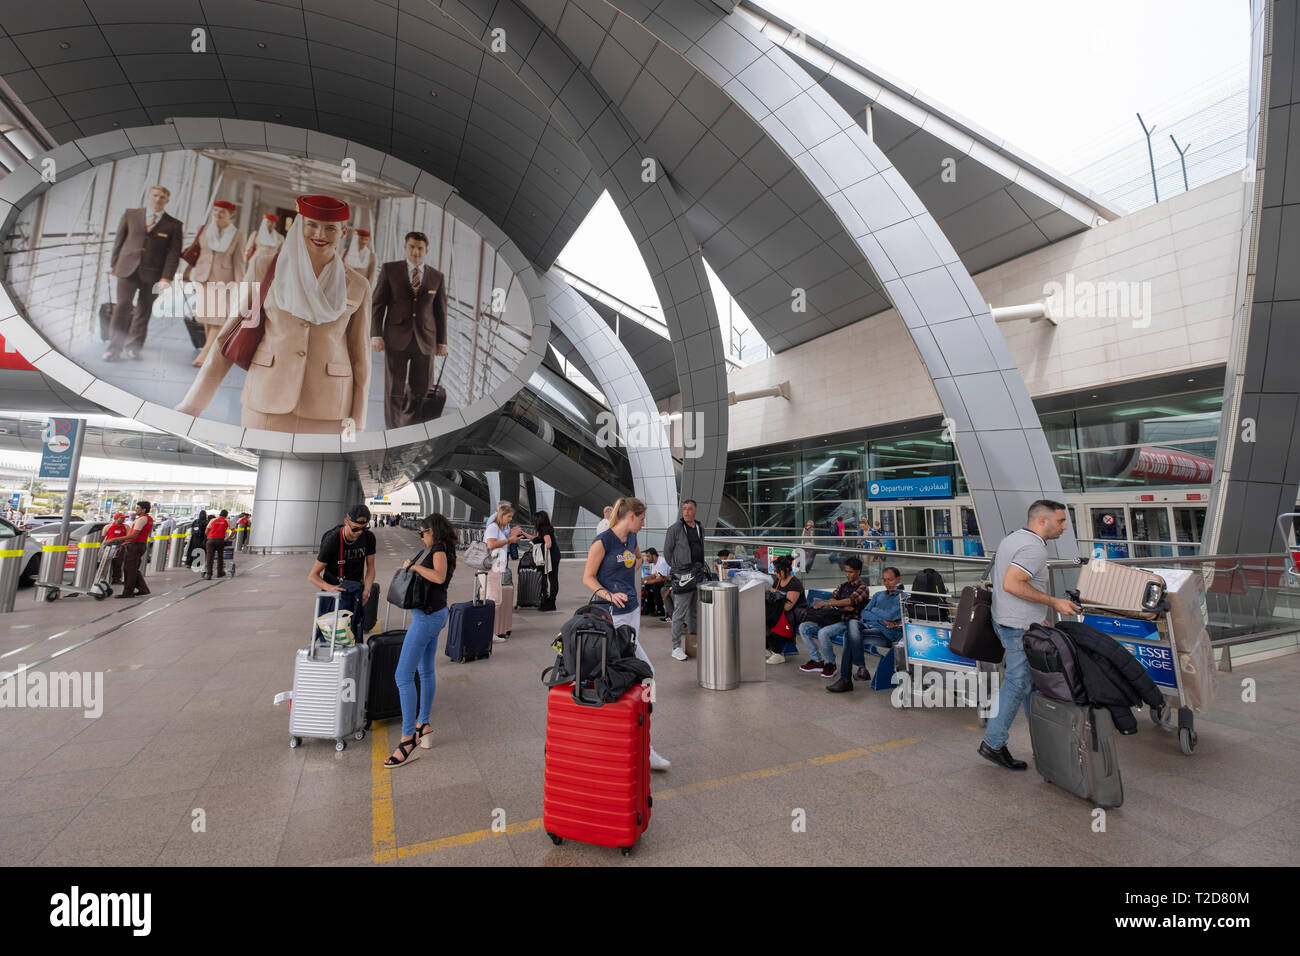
[949,585,1003,662]
[1028,695,1124,808]
[99,300,115,341]
[516,566,544,608]
[420,357,447,421]
[446,596,494,662]
[184,316,206,348]
[365,628,418,727]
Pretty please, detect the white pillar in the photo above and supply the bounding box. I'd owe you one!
[251,454,355,551]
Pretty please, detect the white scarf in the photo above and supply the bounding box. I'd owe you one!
[254,219,282,249]
[265,217,348,325]
[345,242,372,271]
[204,212,238,254]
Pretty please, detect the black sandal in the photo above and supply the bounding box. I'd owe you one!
[383,735,419,769]
[415,723,432,749]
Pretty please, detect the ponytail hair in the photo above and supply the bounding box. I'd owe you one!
[610,496,646,525]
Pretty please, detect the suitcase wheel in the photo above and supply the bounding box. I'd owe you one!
[289,736,301,749]
[1179,727,1197,755]
[619,846,631,857]
[354,729,366,741]
[547,832,563,846]
[335,739,346,752]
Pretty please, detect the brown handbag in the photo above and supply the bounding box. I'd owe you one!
[180,223,205,268]
[219,250,279,370]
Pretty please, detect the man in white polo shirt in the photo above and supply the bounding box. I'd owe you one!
[979,499,1080,770]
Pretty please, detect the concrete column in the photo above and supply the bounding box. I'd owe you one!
[250,454,355,551]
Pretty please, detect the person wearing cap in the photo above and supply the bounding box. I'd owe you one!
[104,184,183,361]
[103,512,130,585]
[175,195,371,435]
[243,213,282,274]
[345,228,377,287]
[186,200,247,367]
[370,231,448,429]
[307,503,379,636]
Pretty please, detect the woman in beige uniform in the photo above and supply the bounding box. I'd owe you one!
[344,227,378,287]
[188,199,246,367]
[243,212,282,280]
[175,194,371,435]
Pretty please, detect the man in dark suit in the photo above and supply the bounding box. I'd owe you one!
[104,184,183,361]
[370,231,448,429]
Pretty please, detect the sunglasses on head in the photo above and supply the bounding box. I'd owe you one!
[346,518,369,529]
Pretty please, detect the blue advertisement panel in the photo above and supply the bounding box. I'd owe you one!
[867,476,952,500]
[38,418,80,479]
[904,622,975,667]
[1083,614,1178,690]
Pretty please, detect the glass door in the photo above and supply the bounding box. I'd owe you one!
[927,507,954,555]
[1172,507,1205,557]
[959,506,984,556]
[1131,507,1173,558]
[877,508,900,551]
[1090,507,1129,558]
[902,507,926,553]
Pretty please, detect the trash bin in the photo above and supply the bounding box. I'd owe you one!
[0,532,28,613]
[73,529,105,590]
[697,580,739,690]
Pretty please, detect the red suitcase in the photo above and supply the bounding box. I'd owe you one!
[543,681,651,855]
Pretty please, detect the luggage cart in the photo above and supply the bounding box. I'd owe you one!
[1064,582,1197,755]
[43,540,121,602]
[897,594,996,722]
[1278,512,1300,582]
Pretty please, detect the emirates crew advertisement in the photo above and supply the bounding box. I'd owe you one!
[3,148,528,437]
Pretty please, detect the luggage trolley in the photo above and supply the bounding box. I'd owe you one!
[1065,572,1197,756]
[42,539,121,602]
[897,590,996,722]
[1278,512,1300,582]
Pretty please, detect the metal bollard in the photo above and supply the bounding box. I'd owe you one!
[0,532,28,613]
[149,530,169,575]
[34,539,68,602]
[72,529,105,590]
[166,529,186,570]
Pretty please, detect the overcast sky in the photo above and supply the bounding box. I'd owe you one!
[557,0,1249,352]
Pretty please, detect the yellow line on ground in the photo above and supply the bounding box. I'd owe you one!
[371,720,398,864]
[376,735,922,863]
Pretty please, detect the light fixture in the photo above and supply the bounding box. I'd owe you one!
[430,90,438,97]
[59,41,70,49]
[257,41,267,49]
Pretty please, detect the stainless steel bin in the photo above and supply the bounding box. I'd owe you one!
[697,580,739,690]
[0,532,28,613]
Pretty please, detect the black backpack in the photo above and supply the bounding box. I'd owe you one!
[541,603,651,705]
[905,568,950,622]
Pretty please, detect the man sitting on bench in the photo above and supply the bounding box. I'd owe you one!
[827,566,904,693]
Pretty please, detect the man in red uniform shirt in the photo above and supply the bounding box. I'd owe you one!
[102,512,130,585]
[116,501,154,599]
[204,508,230,579]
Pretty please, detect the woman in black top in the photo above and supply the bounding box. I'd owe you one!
[765,554,806,663]
[533,510,560,611]
[385,513,457,768]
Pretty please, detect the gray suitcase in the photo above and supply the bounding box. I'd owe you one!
[1028,695,1124,808]
[289,591,371,752]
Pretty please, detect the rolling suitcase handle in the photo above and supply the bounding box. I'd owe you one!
[310,590,346,661]
[571,628,609,708]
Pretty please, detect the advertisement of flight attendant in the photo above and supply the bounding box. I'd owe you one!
[2,148,526,438]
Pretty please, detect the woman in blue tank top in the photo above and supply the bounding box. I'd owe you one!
[582,496,671,771]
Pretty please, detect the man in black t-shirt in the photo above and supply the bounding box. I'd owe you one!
[308,503,379,635]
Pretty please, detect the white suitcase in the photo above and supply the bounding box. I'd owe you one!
[289,592,370,752]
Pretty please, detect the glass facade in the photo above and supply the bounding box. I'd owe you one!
[725,389,1223,535]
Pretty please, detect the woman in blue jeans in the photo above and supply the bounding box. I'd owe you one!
[384,513,457,769]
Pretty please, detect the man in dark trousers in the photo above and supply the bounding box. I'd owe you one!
[307,503,379,637]
[203,508,230,579]
[104,185,183,361]
[116,501,154,599]
[370,231,448,429]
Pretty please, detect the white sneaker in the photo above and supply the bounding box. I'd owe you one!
[671,646,688,661]
[492,635,507,643]
[649,748,671,771]
[766,652,785,664]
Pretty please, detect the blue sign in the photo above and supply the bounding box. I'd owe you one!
[9,493,19,508]
[867,476,952,500]
[1083,614,1177,690]
[904,622,975,667]
[38,418,80,479]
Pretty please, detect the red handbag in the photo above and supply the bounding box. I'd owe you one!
[772,611,793,639]
[219,250,279,370]
[180,223,205,268]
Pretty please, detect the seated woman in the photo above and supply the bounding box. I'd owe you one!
[764,554,806,664]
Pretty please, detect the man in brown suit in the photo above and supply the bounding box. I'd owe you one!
[104,185,183,361]
[370,231,447,429]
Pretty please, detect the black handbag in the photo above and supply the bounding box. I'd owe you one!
[671,562,705,594]
[386,547,430,610]
[948,584,1003,663]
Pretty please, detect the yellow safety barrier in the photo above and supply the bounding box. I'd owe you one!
[0,549,23,557]
[77,541,101,549]
[41,544,68,553]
